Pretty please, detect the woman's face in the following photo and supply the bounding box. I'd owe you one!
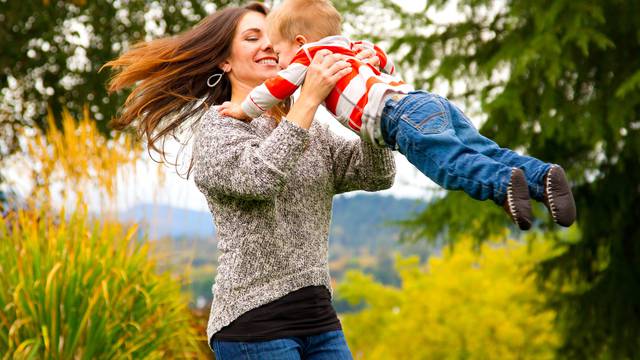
[224,11,279,88]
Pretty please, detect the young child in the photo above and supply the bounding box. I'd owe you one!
[219,0,576,230]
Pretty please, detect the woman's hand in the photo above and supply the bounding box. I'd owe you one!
[298,49,352,107]
[285,49,351,130]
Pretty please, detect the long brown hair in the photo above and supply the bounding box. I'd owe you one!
[102,2,283,176]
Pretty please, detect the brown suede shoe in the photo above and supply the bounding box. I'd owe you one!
[503,168,533,230]
[543,165,576,227]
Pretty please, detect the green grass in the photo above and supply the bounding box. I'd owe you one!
[0,206,206,359]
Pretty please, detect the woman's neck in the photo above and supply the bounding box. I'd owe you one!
[229,77,257,104]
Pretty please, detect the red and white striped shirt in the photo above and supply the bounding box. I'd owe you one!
[241,35,414,145]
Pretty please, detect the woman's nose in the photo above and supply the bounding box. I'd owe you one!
[261,39,274,53]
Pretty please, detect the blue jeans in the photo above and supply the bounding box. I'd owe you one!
[380,90,551,204]
[211,329,353,360]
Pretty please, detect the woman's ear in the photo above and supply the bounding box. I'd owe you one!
[294,35,308,47]
[220,61,231,73]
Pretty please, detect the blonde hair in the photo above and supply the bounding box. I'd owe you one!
[267,0,342,42]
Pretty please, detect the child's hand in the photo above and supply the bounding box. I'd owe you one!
[219,101,251,121]
[353,44,381,69]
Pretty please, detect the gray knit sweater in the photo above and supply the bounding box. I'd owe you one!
[192,107,396,348]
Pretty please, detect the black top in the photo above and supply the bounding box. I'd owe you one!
[211,285,342,343]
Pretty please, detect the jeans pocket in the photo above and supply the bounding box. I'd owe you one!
[400,94,449,135]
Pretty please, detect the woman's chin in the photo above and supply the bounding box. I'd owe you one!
[256,66,280,78]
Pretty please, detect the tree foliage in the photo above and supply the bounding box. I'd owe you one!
[0,0,242,160]
[337,236,559,359]
[340,0,640,357]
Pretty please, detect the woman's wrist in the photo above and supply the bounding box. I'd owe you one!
[286,96,320,130]
[297,95,323,112]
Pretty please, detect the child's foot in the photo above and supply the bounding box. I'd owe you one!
[503,168,533,230]
[543,165,576,227]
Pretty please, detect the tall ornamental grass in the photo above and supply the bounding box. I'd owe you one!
[0,205,204,359]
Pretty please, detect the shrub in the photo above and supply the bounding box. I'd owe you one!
[0,206,204,358]
[337,237,559,359]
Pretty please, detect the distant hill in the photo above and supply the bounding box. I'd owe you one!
[119,203,215,239]
[119,194,427,245]
[330,194,427,250]
[119,194,431,308]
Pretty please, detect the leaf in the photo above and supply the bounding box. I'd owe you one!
[615,70,640,98]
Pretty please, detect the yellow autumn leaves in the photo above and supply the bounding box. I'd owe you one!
[1,110,207,357]
[20,106,140,208]
[337,236,560,359]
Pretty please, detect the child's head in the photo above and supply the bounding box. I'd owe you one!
[267,0,342,67]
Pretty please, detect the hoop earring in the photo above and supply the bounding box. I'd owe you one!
[207,73,224,87]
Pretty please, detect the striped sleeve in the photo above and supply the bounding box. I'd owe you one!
[241,61,309,118]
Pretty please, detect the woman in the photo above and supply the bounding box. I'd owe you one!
[104,3,395,359]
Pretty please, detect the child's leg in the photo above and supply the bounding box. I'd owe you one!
[444,101,551,201]
[402,94,574,226]
[381,91,514,206]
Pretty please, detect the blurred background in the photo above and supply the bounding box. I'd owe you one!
[1,0,638,358]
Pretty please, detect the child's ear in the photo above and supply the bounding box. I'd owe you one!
[294,35,308,47]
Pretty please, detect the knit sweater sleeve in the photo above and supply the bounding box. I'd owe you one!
[193,108,309,200]
[324,124,396,194]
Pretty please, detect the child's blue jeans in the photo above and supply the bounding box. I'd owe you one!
[211,329,353,359]
[380,90,551,205]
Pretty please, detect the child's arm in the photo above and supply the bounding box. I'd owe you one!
[240,62,309,119]
[351,40,396,75]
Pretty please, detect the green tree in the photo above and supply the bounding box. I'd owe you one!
[0,0,241,160]
[340,0,639,357]
[337,236,559,359]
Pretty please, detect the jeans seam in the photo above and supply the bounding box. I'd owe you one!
[496,171,509,204]
[416,136,498,195]
[401,111,449,135]
[401,96,449,135]
[418,111,445,128]
[403,111,498,196]
[242,342,251,359]
[397,92,434,118]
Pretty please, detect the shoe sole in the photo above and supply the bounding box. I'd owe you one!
[507,168,533,230]
[545,165,576,227]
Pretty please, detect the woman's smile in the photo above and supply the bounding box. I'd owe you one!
[255,56,278,66]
